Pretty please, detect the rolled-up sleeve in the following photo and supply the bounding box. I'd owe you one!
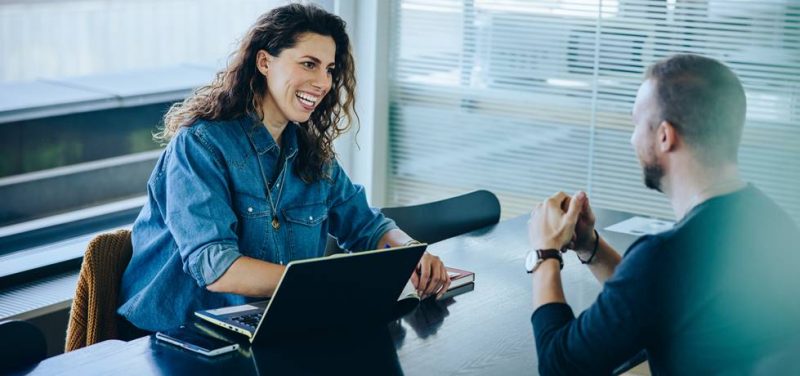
[326,160,398,251]
[164,128,242,287]
[185,242,241,287]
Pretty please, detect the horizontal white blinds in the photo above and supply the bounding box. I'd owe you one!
[387,0,800,223]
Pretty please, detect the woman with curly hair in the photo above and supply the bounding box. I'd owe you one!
[118,3,449,332]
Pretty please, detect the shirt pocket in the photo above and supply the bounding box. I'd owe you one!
[231,192,272,260]
[283,202,328,260]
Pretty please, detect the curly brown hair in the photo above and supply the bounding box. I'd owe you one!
[156,3,356,183]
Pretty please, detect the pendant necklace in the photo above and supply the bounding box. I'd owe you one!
[266,161,287,230]
[251,138,287,231]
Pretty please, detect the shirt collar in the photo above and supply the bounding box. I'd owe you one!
[240,113,299,159]
[677,183,752,227]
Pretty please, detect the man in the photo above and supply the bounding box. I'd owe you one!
[526,54,800,374]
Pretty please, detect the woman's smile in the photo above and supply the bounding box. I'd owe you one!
[295,90,320,111]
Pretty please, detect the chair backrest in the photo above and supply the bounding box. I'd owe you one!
[381,190,501,244]
[0,320,47,372]
[388,190,500,243]
[65,229,133,352]
[324,190,500,255]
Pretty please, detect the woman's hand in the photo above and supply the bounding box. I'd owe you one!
[411,252,451,299]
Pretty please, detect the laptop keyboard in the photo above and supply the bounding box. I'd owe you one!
[232,312,263,328]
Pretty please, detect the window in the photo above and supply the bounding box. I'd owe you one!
[387,0,800,223]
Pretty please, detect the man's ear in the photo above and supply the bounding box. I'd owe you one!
[256,50,270,76]
[657,120,679,153]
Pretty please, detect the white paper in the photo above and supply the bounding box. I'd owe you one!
[605,216,674,235]
[205,304,259,315]
[398,280,418,301]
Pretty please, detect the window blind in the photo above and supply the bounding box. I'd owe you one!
[387,0,800,223]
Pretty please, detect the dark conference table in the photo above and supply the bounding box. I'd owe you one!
[23,209,640,375]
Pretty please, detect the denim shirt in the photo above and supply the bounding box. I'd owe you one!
[118,116,397,331]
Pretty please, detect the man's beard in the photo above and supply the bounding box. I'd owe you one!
[642,160,664,193]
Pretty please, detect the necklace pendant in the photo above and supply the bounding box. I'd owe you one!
[271,216,280,230]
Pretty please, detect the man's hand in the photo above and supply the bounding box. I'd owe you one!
[528,191,585,251]
[566,192,597,254]
[410,252,451,299]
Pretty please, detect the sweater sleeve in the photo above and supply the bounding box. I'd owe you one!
[531,236,666,375]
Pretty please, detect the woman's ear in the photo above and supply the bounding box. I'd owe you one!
[256,50,270,76]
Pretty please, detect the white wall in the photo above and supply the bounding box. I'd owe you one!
[333,0,391,207]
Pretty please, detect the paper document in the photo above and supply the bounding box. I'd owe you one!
[205,304,259,315]
[605,216,674,235]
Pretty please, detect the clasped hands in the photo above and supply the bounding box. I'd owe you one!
[527,191,598,258]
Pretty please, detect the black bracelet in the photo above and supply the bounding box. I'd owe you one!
[578,229,600,265]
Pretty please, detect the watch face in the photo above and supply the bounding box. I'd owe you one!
[525,250,537,272]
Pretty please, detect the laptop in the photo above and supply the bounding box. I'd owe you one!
[195,243,426,345]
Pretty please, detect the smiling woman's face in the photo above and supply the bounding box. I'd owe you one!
[259,32,336,127]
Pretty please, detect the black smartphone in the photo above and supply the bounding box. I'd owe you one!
[156,326,240,356]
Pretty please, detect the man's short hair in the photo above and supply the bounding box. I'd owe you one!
[645,54,747,164]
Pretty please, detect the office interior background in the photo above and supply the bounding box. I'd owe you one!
[0,0,798,359]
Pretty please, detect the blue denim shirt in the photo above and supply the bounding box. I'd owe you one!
[118,116,397,331]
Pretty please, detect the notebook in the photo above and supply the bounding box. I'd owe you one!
[397,266,475,303]
[195,243,427,344]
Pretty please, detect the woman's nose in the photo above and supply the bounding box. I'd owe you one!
[311,70,331,92]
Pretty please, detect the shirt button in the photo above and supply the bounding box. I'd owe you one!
[247,207,253,213]
[309,216,313,221]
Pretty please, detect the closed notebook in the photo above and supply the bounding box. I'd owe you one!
[397,266,475,303]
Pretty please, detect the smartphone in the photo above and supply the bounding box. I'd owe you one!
[156,326,240,356]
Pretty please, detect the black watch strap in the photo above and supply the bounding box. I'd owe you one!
[536,248,564,270]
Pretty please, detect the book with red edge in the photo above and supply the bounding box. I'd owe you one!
[396,266,476,303]
[445,266,475,290]
[392,266,476,319]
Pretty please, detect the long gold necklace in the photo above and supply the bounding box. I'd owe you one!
[248,131,287,231]
[266,169,286,230]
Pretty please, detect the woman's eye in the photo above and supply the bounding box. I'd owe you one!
[326,68,335,76]
[302,61,315,69]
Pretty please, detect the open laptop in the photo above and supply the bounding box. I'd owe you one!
[195,243,426,345]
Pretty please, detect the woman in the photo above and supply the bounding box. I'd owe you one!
[118,4,449,332]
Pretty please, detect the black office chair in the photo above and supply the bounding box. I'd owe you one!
[0,320,48,372]
[326,190,501,255]
[381,190,501,244]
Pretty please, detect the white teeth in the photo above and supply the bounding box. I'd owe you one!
[295,91,318,107]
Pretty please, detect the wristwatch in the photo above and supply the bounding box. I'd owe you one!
[525,249,563,273]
